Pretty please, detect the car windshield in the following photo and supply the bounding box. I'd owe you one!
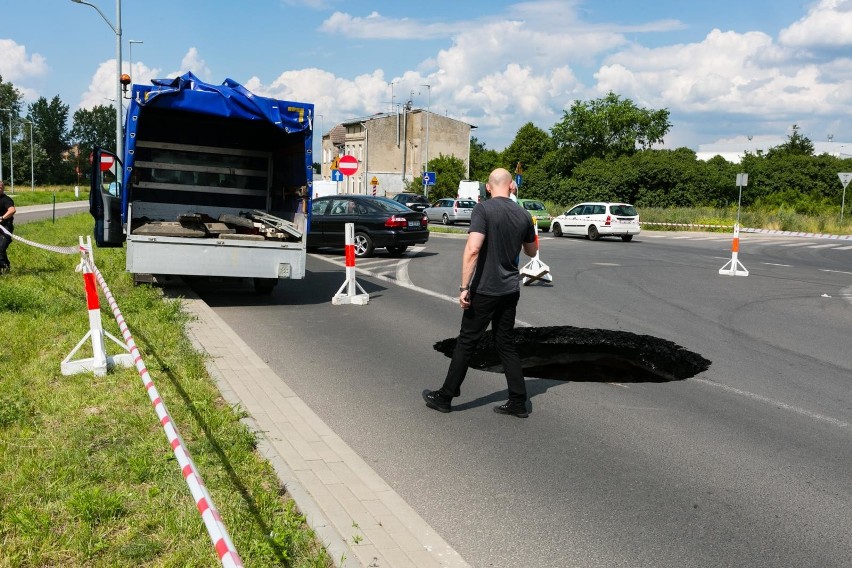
[407,195,429,203]
[522,201,546,211]
[610,204,638,216]
[370,197,412,213]
[457,200,477,208]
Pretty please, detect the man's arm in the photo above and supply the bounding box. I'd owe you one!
[522,239,538,257]
[459,231,484,309]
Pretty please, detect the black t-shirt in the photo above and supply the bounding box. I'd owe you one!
[0,193,14,228]
[468,197,536,296]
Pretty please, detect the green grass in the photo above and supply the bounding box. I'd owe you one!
[637,205,852,234]
[0,214,331,567]
[5,184,90,207]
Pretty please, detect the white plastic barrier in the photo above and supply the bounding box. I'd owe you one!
[332,222,370,305]
[520,218,552,285]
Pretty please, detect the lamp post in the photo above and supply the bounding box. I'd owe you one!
[0,108,4,185]
[128,39,142,84]
[71,0,122,168]
[22,120,33,191]
[420,84,430,185]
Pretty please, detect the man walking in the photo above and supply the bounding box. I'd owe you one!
[422,168,538,417]
[0,181,15,275]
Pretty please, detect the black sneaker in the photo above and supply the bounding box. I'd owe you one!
[422,389,452,413]
[493,402,529,418]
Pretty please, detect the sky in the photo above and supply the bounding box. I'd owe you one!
[2,0,852,157]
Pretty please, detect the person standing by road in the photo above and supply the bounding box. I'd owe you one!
[0,181,16,275]
[422,168,538,417]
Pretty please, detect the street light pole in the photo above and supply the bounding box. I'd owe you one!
[71,0,122,171]
[420,84,430,179]
[2,109,13,194]
[129,39,143,82]
[22,120,33,191]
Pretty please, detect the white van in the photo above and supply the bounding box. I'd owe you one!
[457,180,486,202]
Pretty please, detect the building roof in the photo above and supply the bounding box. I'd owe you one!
[336,108,476,130]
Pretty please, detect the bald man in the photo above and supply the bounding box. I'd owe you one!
[423,168,538,417]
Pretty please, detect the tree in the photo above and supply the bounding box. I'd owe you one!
[501,122,554,174]
[70,104,116,163]
[0,75,24,184]
[468,136,499,183]
[407,153,465,200]
[551,92,671,167]
[29,96,72,184]
[768,124,814,157]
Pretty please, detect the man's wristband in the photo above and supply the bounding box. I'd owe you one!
[459,286,469,292]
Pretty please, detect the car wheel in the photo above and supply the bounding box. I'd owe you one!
[621,234,633,242]
[442,213,452,225]
[588,225,600,241]
[552,223,563,237]
[387,245,408,255]
[353,231,375,257]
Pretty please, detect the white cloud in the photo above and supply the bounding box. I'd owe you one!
[320,11,469,39]
[779,0,852,48]
[0,38,48,82]
[168,47,212,81]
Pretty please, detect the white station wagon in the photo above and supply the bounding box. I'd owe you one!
[551,202,640,241]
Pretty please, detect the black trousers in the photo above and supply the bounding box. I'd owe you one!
[440,291,527,404]
[0,224,12,269]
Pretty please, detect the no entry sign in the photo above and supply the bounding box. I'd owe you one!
[99,154,115,172]
[338,154,358,176]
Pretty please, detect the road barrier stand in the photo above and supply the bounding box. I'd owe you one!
[718,223,749,277]
[332,222,370,305]
[61,236,134,376]
[520,218,552,285]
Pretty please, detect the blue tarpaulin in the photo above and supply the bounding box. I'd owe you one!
[121,72,314,216]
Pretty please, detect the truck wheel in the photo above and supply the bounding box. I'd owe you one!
[552,223,563,237]
[253,278,277,295]
[587,225,600,241]
[354,231,375,257]
[621,234,634,242]
[442,213,452,225]
[387,245,408,256]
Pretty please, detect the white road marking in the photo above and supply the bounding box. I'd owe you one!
[808,243,840,249]
[834,245,852,250]
[780,242,813,247]
[593,262,621,266]
[761,262,792,267]
[820,269,852,276]
[693,378,849,429]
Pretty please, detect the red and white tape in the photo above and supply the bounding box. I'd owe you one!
[87,258,244,568]
[0,223,79,254]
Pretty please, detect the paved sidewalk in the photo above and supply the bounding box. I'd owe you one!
[180,291,471,568]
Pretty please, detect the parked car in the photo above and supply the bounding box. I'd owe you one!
[391,192,430,212]
[517,198,552,232]
[424,198,477,225]
[551,202,640,241]
[309,195,429,257]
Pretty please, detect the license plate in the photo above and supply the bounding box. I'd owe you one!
[408,220,421,227]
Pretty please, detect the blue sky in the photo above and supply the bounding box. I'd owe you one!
[2,0,851,156]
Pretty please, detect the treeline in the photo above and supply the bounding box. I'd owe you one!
[461,93,851,214]
[0,75,116,186]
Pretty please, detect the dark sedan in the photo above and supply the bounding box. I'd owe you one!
[308,195,429,257]
[391,192,430,212]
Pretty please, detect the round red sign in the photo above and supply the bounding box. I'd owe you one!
[338,154,358,176]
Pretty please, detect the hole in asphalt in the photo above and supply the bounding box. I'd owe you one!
[434,326,710,383]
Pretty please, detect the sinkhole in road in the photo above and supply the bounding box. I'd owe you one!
[434,326,711,383]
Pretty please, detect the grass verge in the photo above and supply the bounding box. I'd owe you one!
[0,213,331,567]
[5,185,90,207]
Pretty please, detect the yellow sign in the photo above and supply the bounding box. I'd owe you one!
[331,156,340,170]
[371,176,379,186]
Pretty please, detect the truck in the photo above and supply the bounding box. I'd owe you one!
[89,72,315,294]
[457,180,487,202]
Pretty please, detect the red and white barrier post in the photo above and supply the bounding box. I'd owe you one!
[61,236,134,376]
[718,223,749,277]
[332,222,370,305]
[520,217,552,285]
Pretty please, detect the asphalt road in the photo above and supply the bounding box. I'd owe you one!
[13,200,89,223]
[192,229,852,568]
